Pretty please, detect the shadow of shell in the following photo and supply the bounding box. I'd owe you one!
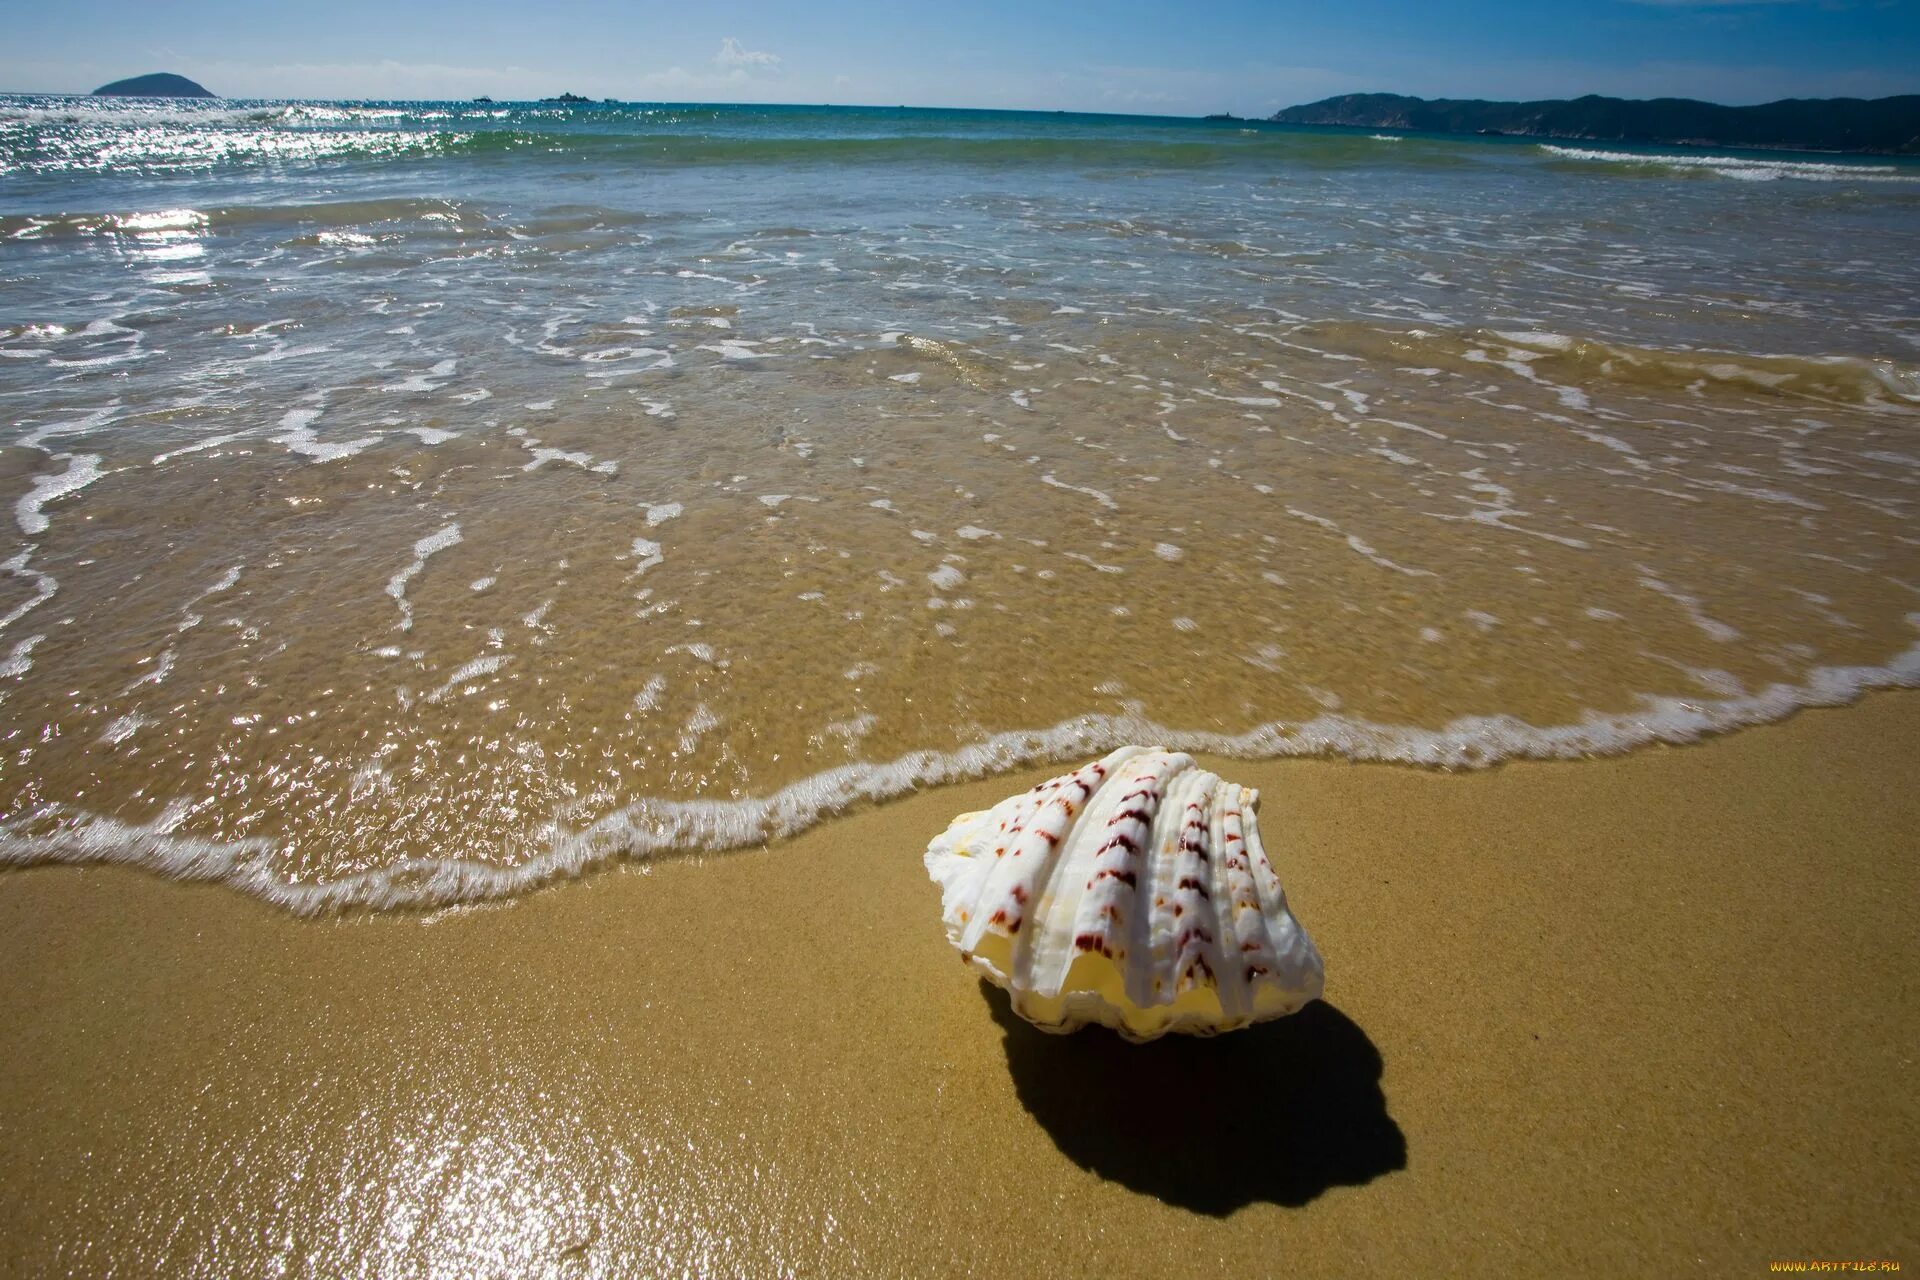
[983,981,1406,1214]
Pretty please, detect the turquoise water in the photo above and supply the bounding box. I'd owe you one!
[7,97,1918,360]
[1,96,1917,907]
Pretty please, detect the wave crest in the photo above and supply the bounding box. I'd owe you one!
[1539,144,1919,183]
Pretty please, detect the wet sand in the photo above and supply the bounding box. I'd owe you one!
[2,693,1916,1276]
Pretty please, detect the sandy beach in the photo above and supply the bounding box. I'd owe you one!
[1,692,1913,1277]
[6,25,1920,1280]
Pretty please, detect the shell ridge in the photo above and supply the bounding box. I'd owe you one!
[1065,751,1183,972]
[1010,757,1118,990]
[1127,763,1184,1011]
[925,806,1000,949]
[952,786,1047,954]
[1138,759,1185,1020]
[957,759,1100,954]
[1143,763,1205,1010]
[1025,747,1143,1000]
[1216,786,1283,1001]
[1204,778,1251,1021]
[1239,793,1326,1009]
[1167,769,1230,1017]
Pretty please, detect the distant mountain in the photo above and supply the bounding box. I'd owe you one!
[93,73,215,98]
[1271,93,1920,155]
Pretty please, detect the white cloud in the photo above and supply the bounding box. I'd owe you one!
[715,38,781,75]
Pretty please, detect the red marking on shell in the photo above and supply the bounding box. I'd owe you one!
[1182,956,1216,985]
[1010,884,1028,905]
[1111,806,1152,827]
[1245,964,1270,979]
[1097,833,1139,856]
[1073,932,1113,956]
[1092,867,1137,887]
[1176,876,1211,898]
[1176,926,1215,946]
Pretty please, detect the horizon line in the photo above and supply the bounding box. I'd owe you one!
[10,86,1920,113]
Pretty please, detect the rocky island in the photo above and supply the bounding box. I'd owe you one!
[93,73,215,98]
[1273,92,1920,155]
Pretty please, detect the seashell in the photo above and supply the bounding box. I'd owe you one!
[924,746,1323,1041]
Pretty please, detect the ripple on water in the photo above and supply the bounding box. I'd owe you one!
[2,101,1918,905]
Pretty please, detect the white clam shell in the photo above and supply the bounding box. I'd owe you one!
[925,746,1324,1041]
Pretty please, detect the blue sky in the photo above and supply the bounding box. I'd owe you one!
[4,0,1917,112]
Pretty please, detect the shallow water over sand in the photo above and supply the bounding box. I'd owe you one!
[2,99,1917,905]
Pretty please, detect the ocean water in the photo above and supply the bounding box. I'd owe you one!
[1,96,1916,909]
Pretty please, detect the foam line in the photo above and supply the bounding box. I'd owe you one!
[15,454,103,535]
[0,552,58,633]
[385,523,462,632]
[3,621,1916,916]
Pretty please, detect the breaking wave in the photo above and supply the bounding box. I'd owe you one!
[1539,144,1920,183]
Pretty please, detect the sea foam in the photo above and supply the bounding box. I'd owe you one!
[1539,145,1919,184]
[3,622,1915,915]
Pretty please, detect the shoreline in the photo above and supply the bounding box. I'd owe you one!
[2,690,1915,1274]
[5,634,1917,915]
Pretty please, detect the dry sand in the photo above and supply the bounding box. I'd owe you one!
[1,694,1916,1277]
